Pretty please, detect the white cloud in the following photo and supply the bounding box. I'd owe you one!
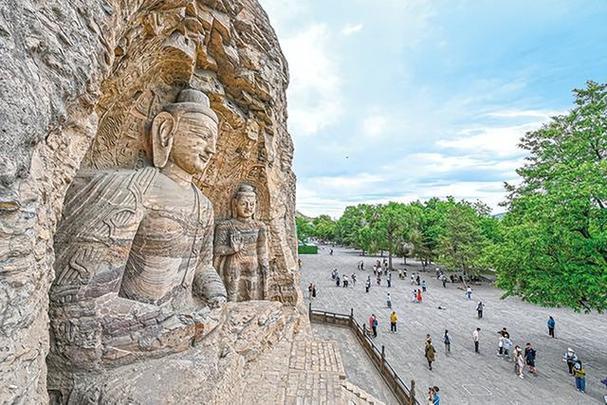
[341,23,364,35]
[485,109,565,119]
[361,114,389,137]
[436,122,542,157]
[281,24,344,136]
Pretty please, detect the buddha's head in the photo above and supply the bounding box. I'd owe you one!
[150,88,219,174]
[231,183,257,220]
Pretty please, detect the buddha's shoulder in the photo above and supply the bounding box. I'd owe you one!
[73,167,159,192]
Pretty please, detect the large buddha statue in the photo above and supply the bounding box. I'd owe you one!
[49,88,227,370]
[213,184,270,301]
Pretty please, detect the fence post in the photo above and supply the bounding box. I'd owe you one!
[410,379,416,405]
[308,302,312,322]
[381,345,386,372]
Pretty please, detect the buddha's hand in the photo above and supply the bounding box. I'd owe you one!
[229,231,245,252]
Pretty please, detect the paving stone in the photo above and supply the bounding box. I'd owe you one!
[301,245,607,405]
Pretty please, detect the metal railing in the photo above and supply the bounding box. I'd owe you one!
[309,303,420,405]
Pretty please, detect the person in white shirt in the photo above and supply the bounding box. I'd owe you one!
[473,328,481,353]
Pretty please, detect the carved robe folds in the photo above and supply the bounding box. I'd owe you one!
[49,167,226,370]
[213,219,270,302]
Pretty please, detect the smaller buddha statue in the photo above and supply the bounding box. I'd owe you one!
[213,184,270,301]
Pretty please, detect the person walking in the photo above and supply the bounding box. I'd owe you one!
[387,272,392,288]
[514,346,525,379]
[376,274,381,286]
[573,361,586,393]
[411,274,415,285]
[352,273,357,287]
[466,286,472,300]
[342,274,348,288]
[563,348,578,375]
[386,292,392,309]
[336,274,340,287]
[476,301,484,319]
[416,289,423,304]
[411,289,418,303]
[390,311,398,332]
[547,316,556,338]
[441,274,447,288]
[307,283,313,299]
[430,386,441,405]
[416,274,421,286]
[497,327,510,357]
[524,343,537,375]
[311,284,317,298]
[473,327,481,353]
[369,314,378,338]
[502,336,513,361]
[443,330,451,354]
[425,339,437,370]
[365,278,371,293]
[421,280,427,292]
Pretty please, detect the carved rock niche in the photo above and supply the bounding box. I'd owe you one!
[41,1,301,403]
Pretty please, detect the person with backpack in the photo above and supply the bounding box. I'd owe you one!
[443,330,451,354]
[547,316,556,338]
[425,338,437,370]
[524,343,537,375]
[563,348,578,375]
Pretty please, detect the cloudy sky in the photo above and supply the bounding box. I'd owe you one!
[259,0,607,218]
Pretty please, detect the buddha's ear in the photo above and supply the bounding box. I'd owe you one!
[151,112,176,168]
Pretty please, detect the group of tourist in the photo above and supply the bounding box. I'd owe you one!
[312,250,601,401]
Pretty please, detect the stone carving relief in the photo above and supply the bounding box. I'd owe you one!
[49,89,227,372]
[214,183,270,302]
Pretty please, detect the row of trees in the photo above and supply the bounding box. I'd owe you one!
[296,81,606,311]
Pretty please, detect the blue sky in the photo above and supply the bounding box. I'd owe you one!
[259,0,607,217]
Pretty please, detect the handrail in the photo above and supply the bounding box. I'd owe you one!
[309,303,420,405]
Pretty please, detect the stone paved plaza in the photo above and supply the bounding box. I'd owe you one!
[302,245,607,405]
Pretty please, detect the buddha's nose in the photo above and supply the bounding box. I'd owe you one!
[205,140,216,155]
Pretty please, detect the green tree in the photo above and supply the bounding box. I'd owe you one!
[489,81,607,311]
[375,202,412,269]
[295,215,314,242]
[438,201,488,277]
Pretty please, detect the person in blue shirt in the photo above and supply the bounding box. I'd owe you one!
[431,386,441,404]
[547,316,556,338]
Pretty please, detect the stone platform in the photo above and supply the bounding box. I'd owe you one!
[240,333,385,404]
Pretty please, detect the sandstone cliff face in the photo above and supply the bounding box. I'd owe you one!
[0,0,298,402]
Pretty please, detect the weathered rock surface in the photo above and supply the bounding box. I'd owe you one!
[0,0,299,403]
